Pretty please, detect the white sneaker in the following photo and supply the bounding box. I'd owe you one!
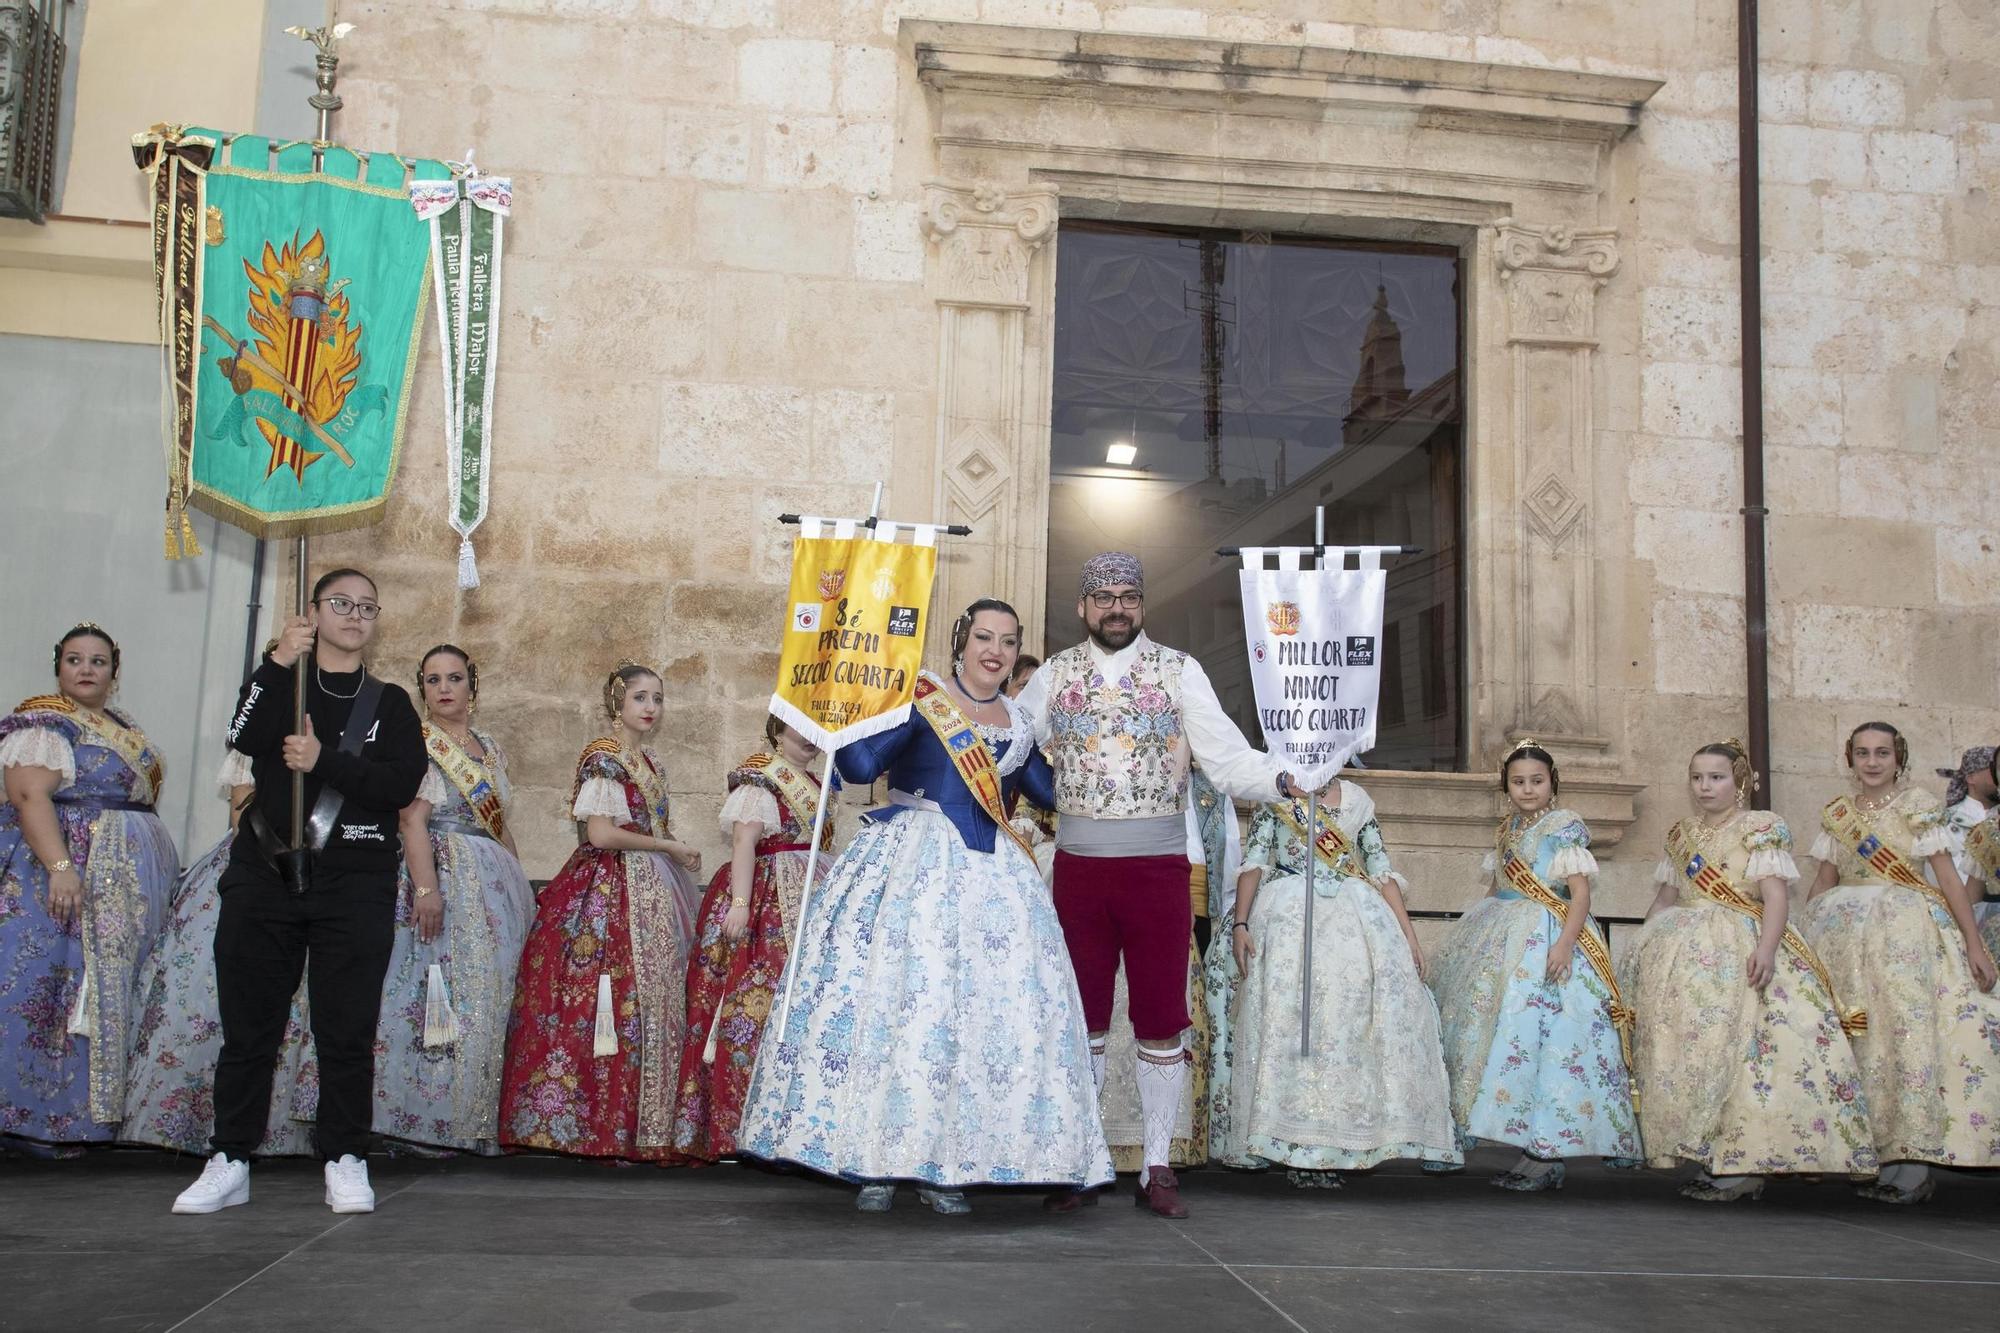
[323,1154,376,1214]
[173,1152,250,1214]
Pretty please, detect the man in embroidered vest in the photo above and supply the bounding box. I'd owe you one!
[1017,552,1304,1218]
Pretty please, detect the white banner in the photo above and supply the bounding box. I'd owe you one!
[1238,547,1389,791]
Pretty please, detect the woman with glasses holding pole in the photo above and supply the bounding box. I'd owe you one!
[172,569,426,1216]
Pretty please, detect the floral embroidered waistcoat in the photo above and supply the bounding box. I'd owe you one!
[1044,641,1191,819]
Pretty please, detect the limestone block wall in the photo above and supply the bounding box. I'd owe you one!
[316,0,1999,901]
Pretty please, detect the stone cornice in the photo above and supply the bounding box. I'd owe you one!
[906,21,1662,143]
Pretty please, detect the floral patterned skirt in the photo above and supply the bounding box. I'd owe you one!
[668,849,808,1161]
[1801,883,2000,1166]
[739,811,1113,1188]
[1623,899,1875,1175]
[1,804,176,1144]
[1428,895,1640,1160]
[122,834,317,1155]
[373,829,535,1153]
[1213,873,1458,1170]
[499,846,696,1160]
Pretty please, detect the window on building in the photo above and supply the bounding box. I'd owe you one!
[1044,221,1465,772]
[0,0,76,222]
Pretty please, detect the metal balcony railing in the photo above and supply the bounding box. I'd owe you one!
[0,0,69,223]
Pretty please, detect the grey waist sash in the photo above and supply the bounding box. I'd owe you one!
[1054,811,1187,859]
[429,816,498,843]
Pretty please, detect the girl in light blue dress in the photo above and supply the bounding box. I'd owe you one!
[1427,741,1640,1190]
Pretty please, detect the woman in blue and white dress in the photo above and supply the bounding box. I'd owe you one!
[372,646,535,1154]
[740,599,1113,1214]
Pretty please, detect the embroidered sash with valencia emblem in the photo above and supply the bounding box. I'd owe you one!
[1272,797,1365,880]
[736,752,833,851]
[1822,795,1949,911]
[1497,831,1637,1084]
[911,677,1035,858]
[423,725,506,842]
[1667,820,1865,1035]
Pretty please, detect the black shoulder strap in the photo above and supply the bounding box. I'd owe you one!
[303,674,386,850]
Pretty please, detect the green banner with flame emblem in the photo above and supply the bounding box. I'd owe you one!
[135,126,451,550]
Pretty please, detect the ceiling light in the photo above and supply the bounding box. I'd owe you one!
[1105,441,1137,466]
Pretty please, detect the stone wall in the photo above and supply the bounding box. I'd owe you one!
[317,0,1999,905]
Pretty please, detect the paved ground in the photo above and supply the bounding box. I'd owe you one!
[6,1147,1998,1331]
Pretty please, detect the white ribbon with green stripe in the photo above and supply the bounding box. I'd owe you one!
[413,168,510,588]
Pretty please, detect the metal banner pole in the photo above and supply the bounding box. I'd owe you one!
[1299,505,1324,1058]
[288,25,347,860]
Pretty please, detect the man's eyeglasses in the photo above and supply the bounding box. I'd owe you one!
[316,595,381,621]
[1087,591,1143,610]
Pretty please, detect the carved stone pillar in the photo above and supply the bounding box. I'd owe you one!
[1496,222,1619,751]
[919,180,1058,651]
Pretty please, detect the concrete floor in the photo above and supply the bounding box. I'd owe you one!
[5,1148,1997,1332]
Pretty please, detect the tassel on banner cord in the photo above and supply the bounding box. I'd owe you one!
[456,537,480,590]
[701,1012,722,1066]
[423,963,461,1048]
[592,972,618,1056]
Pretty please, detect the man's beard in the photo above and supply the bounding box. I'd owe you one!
[1089,616,1138,651]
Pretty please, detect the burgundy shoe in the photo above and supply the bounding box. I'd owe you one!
[1042,1186,1100,1214]
[1135,1167,1189,1219]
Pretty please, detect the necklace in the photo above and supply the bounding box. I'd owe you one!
[1856,788,1896,813]
[316,664,364,699]
[1689,811,1734,852]
[952,674,1002,705]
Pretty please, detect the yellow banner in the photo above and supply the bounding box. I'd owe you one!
[771,528,936,749]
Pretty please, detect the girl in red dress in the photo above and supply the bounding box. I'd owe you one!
[669,715,831,1161]
[499,663,704,1160]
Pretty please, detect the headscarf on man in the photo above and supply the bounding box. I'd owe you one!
[1079,552,1143,599]
[1937,746,1997,808]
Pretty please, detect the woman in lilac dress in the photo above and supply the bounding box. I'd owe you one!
[1,624,178,1148]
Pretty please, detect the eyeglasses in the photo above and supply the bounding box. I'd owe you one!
[1087,591,1143,610]
[316,595,381,620]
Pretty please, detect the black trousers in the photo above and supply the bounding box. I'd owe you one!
[209,858,396,1162]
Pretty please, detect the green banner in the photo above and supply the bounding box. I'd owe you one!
[135,126,451,543]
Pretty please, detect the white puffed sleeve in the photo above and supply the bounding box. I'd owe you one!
[0,727,75,786]
[1546,844,1600,881]
[719,784,780,839]
[1745,847,1801,883]
[415,765,450,807]
[571,777,630,821]
[1807,830,1838,863]
[1477,849,1497,889]
[1911,825,1955,858]
[215,748,253,797]
[1653,860,1676,887]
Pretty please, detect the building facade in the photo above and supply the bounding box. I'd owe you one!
[4,0,1996,911]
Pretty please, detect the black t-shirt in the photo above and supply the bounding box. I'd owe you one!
[225,654,426,874]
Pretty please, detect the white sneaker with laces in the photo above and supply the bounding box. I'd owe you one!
[323,1154,376,1214]
[173,1152,250,1214]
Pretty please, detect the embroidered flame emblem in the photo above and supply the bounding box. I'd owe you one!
[818,568,847,601]
[240,230,361,481]
[1265,601,1303,637]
